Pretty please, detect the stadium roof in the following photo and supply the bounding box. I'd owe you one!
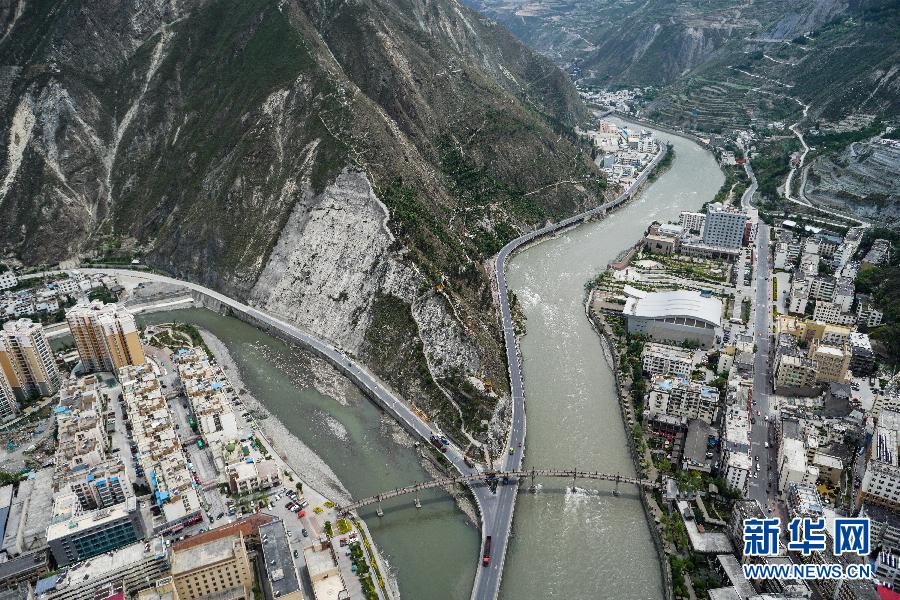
[623,287,722,327]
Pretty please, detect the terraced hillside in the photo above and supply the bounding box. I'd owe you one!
[470,0,900,131]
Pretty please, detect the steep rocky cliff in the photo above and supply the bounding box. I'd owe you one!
[0,0,606,445]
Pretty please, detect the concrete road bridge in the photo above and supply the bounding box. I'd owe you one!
[337,469,661,515]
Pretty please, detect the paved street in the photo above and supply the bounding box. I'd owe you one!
[748,221,775,508]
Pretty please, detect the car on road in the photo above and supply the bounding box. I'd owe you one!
[509,447,514,455]
[216,512,225,519]
[302,528,309,537]
[293,549,299,558]
[765,442,769,448]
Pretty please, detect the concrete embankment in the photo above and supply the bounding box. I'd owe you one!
[584,295,674,600]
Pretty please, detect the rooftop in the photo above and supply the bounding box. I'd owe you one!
[259,521,301,598]
[717,554,755,598]
[623,287,722,327]
[677,500,733,554]
[171,534,241,575]
[44,538,166,594]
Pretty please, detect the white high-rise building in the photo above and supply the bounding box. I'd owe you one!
[702,203,749,249]
[679,211,706,234]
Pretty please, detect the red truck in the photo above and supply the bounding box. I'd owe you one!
[482,536,492,567]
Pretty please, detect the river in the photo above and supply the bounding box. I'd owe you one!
[131,310,480,600]
[499,119,723,599]
[52,119,721,599]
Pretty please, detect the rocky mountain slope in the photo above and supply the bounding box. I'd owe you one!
[804,138,900,228]
[468,0,900,130]
[0,0,607,446]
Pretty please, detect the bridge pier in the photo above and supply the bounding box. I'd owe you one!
[614,473,620,497]
[572,470,577,492]
[376,495,384,517]
[415,485,421,509]
[529,467,536,493]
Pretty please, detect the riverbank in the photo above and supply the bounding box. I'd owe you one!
[584,292,674,600]
[197,328,396,599]
[201,330,351,504]
[499,118,723,599]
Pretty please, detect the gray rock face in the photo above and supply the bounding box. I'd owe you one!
[250,169,417,354]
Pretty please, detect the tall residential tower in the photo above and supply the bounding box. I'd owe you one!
[0,318,61,407]
[66,300,145,374]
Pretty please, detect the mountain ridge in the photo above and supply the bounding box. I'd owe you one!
[0,0,606,443]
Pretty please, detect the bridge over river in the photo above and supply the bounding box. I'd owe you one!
[337,469,661,514]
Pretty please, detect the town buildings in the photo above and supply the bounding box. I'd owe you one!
[170,532,254,600]
[54,375,107,473]
[0,271,16,291]
[66,300,144,374]
[647,375,720,425]
[641,343,699,378]
[173,347,238,447]
[0,318,60,403]
[119,363,202,534]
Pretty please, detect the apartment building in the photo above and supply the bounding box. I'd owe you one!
[679,211,706,235]
[775,352,817,391]
[702,203,748,249]
[171,532,254,600]
[66,300,144,374]
[778,437,819,495]
[858,411,900,512]
[785,482,824,520]
[856,294,884,328]
[55,376,107,474]
[725,452,752,495]
[647,375,720,425]
[833,278,855,312]
[640,343,698,378]
[119,363,201,534]
[226,460,281,495]
[0,318,60,402]
[810,341,851,385]
[813,301,857,326]
[787,272,810,315]
[809,275,836,302]
[862,238,891,269]
[849,332,876,376]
